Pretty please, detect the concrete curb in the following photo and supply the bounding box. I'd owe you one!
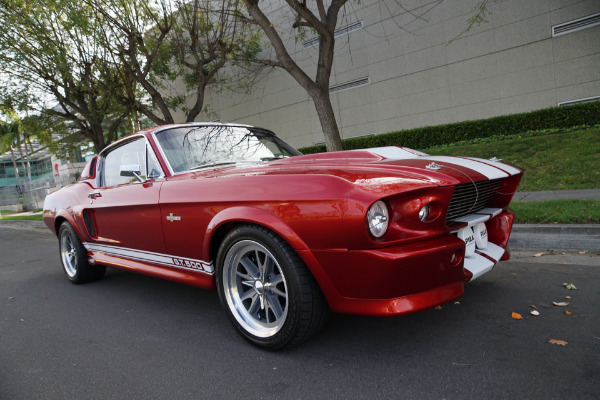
[509,224,600,252]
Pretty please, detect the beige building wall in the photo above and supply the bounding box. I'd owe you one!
[182,0,600,148]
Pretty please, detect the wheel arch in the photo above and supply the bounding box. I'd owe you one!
[54,212,82,240]
[204,207,337,304]
[204,206,310,261]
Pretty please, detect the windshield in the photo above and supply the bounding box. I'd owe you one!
[154,125,302,173]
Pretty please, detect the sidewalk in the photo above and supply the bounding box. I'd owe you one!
[513,189,600,202]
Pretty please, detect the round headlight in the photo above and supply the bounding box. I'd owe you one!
[367,200,389,238]
[418,204,430,222]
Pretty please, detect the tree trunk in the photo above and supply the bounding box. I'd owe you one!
[9,146,22,187]
[186,81,208,123]
[15,132,29,183]
[311,89,343,152]
[25,136,33,181]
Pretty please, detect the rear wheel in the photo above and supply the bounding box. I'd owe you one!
[59,222,105,284]
[216,224,329,350]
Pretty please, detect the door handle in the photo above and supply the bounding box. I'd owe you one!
[87,192,102,199]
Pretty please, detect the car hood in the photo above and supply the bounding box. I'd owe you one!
[195,146,521,189]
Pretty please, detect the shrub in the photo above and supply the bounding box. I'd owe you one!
[298,101,600,154]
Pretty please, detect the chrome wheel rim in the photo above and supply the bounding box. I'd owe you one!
[60,231,77,278]
[222,240,288,338]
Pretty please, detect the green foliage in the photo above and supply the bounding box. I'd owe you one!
[511,200,600,224]
[425,126,600,191]
[0,214,44,221]
[298,101,600,154]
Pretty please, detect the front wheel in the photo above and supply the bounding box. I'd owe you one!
[58,222,106,284]
[216,224,329,350]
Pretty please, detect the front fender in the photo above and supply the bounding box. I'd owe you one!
[203,206,310,257]
[203,206,340,305]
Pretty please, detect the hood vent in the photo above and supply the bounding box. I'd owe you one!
[552,13,600,37]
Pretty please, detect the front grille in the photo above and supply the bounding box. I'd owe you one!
[446,179,502,222]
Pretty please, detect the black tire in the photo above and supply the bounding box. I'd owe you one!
[58,222,106,284]
[216,224,329,350]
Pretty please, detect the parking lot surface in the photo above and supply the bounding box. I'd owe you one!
[1,227,599,399]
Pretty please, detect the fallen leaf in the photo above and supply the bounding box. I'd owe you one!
[454,301,460,305]
[530,305,537,309]
[578,250,587,255]
[553,301,570,307]
[531,310,539,316]
[534,252,544,257]
[511,312,523,320]
[548,339,568,346]
[20,319,24,322]
[8,297,14,300]
[563,283,577,290]
[565,296,572,300]
[565,310,572,315]
[434,306,442,310]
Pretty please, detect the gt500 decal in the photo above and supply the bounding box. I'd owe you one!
[83,243,214,274]
[172,258,210,272]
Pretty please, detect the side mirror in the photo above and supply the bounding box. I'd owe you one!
[119,164,146,183]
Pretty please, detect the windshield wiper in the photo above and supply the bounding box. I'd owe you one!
[189,160,261,171]
[260,156,289,161]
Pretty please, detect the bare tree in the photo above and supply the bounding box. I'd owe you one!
[239,0,348,152]
[0,0,133,153]
[93,0,260,125]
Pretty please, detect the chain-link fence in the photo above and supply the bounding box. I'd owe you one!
[0,172,81,211]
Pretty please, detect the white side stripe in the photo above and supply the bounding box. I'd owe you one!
[83,243,214,275]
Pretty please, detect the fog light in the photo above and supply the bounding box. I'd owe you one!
[418,204,430,222]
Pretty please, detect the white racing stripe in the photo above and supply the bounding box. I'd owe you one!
[464,242,505,281]
[467,157,521,175]
[365,147,519,179]
[365,146,426,159]
[418,156,509,180]
[83,243,214,274]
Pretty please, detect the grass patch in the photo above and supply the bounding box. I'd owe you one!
[511,200,600,224]
[0,214,44,221]
[423,126,600,191]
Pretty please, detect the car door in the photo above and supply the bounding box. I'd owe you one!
[85,136,167,255]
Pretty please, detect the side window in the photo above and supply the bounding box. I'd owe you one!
[102,139,147,187]
[147,146,162,179]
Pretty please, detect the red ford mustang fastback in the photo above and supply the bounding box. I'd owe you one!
[43,123,522,349]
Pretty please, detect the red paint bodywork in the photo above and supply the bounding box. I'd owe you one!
[43,123,522,316]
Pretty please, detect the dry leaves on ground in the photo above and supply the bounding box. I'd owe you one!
[548,339,568,346]
[511,312,523,320]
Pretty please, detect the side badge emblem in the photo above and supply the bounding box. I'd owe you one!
[166,213,182,222]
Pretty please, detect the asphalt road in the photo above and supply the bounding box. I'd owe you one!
[1,226,599,400]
